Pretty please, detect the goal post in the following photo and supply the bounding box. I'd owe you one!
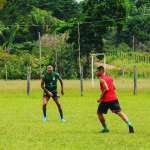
[91,53,106,87]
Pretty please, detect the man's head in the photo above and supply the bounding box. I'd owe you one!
[47,65,53,74]
[96,66,105,77]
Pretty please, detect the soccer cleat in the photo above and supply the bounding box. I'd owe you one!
[100,128,109,133]
[129,125,134,133]
[61,118,66,122]
[43,117,47,122]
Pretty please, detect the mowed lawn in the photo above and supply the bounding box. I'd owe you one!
[0,79,150,150]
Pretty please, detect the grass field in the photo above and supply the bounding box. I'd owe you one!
[0,79,150,150]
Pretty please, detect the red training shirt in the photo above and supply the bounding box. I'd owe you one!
[99,74,118,102]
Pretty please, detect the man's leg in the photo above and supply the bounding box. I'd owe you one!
[97,112,109,132]
[53,97,64,121]
[97,102,109,132]
[110,100,134,133]
[42,97,49,121]
[116,111,134,133]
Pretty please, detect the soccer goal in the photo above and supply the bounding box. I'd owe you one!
[91,53,106,87]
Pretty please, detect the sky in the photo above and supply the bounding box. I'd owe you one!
[76,0,83,2]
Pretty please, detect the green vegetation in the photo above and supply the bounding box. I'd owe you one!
[0,1,150,149]
[0,80,150,150]
[105,47,150,78]
[0,0,150,79]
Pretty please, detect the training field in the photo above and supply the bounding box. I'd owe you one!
[0,79,150,150]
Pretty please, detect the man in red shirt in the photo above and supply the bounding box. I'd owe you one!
[96,66,134,133]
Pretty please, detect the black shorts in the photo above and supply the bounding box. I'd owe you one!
[97,100,121,114]
[43,91,60,100]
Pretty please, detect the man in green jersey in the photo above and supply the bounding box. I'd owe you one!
[41,65,65,122]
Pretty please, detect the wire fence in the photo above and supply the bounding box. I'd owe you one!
[106,50,150,64]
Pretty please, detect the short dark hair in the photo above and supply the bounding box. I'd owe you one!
[47,64,52,67]
[97,66,105,71]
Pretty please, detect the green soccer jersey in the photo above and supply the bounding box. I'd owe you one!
[42,71,60,92]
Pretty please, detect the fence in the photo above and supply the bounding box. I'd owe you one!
[100,50,150,78]
[106,50,150,64]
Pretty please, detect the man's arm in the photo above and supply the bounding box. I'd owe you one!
[58,76,64,95]
[41,79,53,96]
[100,79,109,99]
[41,79,45,90]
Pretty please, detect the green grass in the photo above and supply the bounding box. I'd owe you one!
[0,80,150,150]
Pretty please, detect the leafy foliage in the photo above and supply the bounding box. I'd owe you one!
[0,0,149,79]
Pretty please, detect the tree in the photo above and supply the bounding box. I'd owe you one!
[0,0,6,10]
[78,0,128,52]
[0,0,80,23]
[0,7,64,51]
[36,0,80,20]
[121,15,150,49]
[0,0,77,51]
[62,0,128,77]
[120,0,150,50]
